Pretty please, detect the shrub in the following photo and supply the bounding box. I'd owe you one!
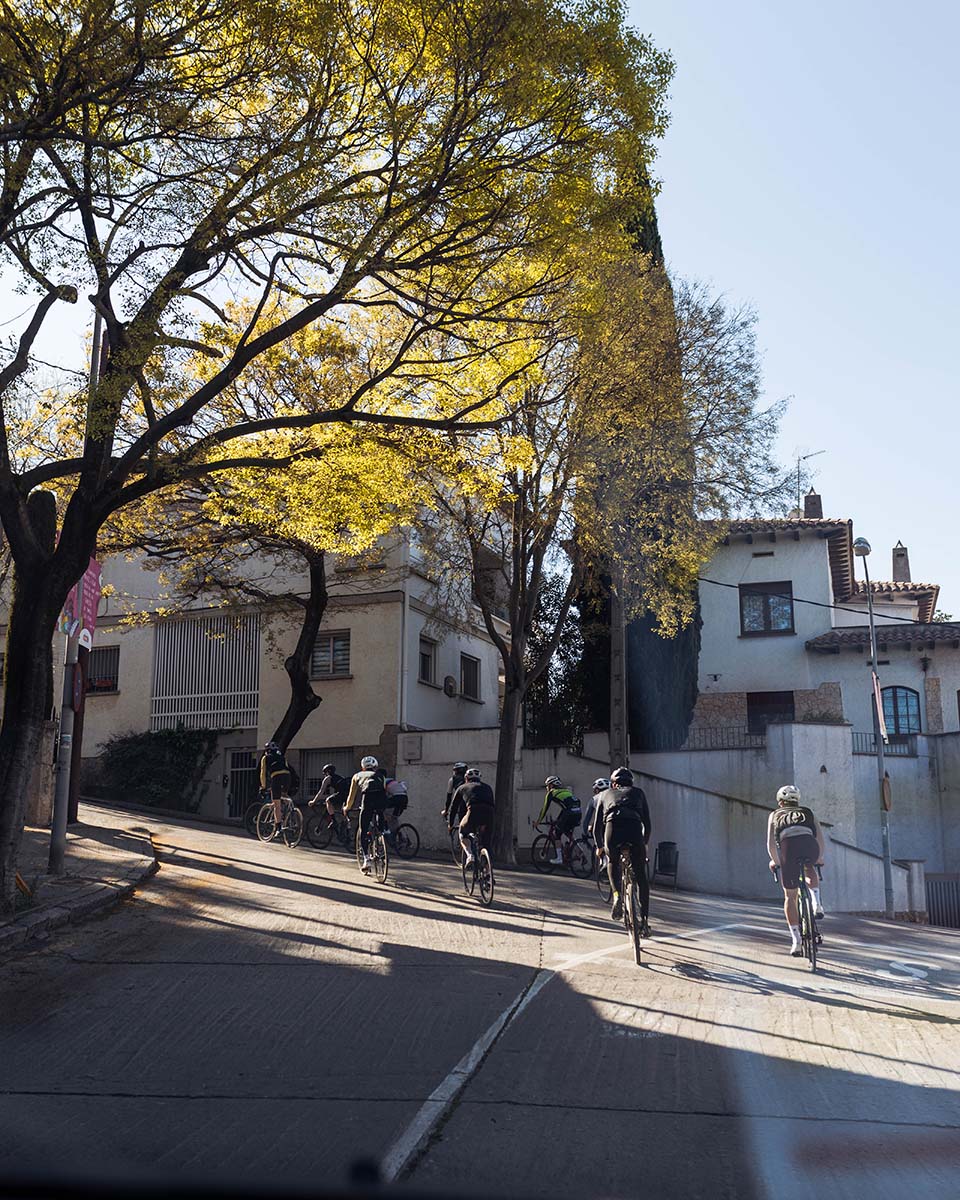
[98,727,220,811]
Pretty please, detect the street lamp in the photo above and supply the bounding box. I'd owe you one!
[852,536,895,919]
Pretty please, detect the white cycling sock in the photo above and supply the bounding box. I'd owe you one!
[789,924,801,945]
[812,887,822,911]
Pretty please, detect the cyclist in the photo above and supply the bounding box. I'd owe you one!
[384,777,409,833]
[767,784,825,956]
[538,776,582,865]
[343,755,389,873]
[452,766,495,866]
[260,741,294,825]
[581,777,610,844]
[442,762,468,826]
[592,767,650,931]
[310,762,349,837]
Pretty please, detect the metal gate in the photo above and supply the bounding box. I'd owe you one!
[225,748,259,819]
[926,874,960,929]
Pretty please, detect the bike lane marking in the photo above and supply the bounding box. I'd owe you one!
[381,920,744,1182]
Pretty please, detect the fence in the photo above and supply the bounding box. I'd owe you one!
[851,731,917,757]
[643,725,766,753]
[926,874,960,929]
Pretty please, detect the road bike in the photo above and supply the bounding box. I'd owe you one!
[530,819,592,878]
[448,823,464,867]
[773,862,822,972]
[595,848,612,905]
[305,804,353,851]
[385,820,420,859]
[461,829,494,907]
[243,789,270,838]
[355,807,389,883]
[255,794,303,848]
[619,845,644,966]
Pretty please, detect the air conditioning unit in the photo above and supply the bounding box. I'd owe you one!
[443,675,458,697]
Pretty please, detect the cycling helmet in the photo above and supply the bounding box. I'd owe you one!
[321,763,336,775]
[465,767,482,781]
[264,740,278,750]
[453,761,467,771]
[777,784,801,805]
[360,755,379,770]
[610,767,634,786]
[544,775,562,788]
[593,777,610,792]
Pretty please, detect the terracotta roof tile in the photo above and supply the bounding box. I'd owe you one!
[806,623,960,652]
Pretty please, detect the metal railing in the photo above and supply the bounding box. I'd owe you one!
[644,725,766,753]
[927,875,960,929]
[851,731,918,757]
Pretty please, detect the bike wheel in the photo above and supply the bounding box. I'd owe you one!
[393,824,420,859]
[569,838,592,878]
[596,855,612,904]
[255,803,277,842]
[629,881,643,964]
[478,849,494,907]
[243,802,261,838]
[283,805,304,848]
[449,827,463,867]
[531,835,556,873]
[306,812,334,849]
[373,833,389,883]
[462,852,476,895]
[800,885,817,972]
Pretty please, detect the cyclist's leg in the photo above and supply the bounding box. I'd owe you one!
[603,824,623,898]
[634,836,650,923]
[458,810,474,861]
[359,801,373,856]
[270,775,284,822]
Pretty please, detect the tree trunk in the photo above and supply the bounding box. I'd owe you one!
[271,553,327,753]
[0,569,62,913]
[491,684,524,865]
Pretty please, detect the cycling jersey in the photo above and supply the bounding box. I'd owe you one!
[538,786,581,825]
[443,770,467,820]
[769,805,817,845]
[344,768,388,814]
[591,785,650,844]
[452,780,495,810]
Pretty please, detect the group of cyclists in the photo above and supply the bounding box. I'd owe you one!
[261,740,826,956]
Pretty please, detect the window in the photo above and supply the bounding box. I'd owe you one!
[460,653,481,700]
[310,631,350,678]
[882,686,921,735]
[739,581,795,636]
[87,645,120,694]
[299,748,356,797]
[418,636,436,684]
[151,613,260,731]
[746,691,795,734]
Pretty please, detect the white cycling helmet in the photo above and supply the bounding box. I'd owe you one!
[777,784,801,805]
[593,777,610,792]
[361,755,379,770]
[465,767,482,781]
[544,775,562,788]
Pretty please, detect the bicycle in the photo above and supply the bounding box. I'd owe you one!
[595,848,612,905]
[385,819,420,859]
[305,804,353,851]
[256,793,303,847]
[619,845,644,966]
[461,829,494,907]
[773,861,822,972]
[530,820,592,878]
[448,823,464,867]
[243,789,270,838]
[355,807,389,883]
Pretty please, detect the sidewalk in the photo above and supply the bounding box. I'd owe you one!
[1,802,159,957]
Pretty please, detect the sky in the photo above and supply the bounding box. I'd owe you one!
[629,0,959,612]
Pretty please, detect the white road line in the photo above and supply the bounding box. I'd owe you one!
[381,920,744,1182]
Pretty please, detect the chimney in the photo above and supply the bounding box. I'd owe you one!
[892,541,911,582]
[803,488,823,519]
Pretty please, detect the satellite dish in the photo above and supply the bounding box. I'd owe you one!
[443,675,457,697]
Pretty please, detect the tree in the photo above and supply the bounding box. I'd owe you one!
[0,0,672,908]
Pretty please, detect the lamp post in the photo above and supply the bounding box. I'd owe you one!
[852,537,895,919]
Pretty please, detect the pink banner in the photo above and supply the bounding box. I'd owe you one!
[58,558,101,647]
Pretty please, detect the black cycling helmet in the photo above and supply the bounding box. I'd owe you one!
[453,761,467,771]
[322,763,336,775]
[610,767,634,786]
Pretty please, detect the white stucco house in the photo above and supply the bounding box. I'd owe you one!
[634,490,960,874]
[0,532,508,822]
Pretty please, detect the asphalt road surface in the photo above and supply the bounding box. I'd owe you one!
[2,805,958,1199]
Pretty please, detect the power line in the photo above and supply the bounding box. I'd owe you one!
[697,575,938,626]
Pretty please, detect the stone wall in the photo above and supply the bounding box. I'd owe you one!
[688,691,747,728]
[925,675,944,735]
[794,681,844,722]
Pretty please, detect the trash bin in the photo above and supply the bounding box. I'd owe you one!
[653,841,679,889]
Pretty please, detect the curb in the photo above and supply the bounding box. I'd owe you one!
[0,832,159,959]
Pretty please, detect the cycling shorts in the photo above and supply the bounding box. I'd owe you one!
[778,833,819,889]
[461,803,495,838]
[269,772,291,801]
[556,808,581,838]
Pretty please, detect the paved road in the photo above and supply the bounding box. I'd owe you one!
[1,807,958,1198]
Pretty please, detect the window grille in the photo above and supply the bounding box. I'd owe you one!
[87,645,120,693]
[151,613,260,731]
[310,631,350,678]
[739,581,795,635]
[460,653,481,700]
[746,690,795,734]
[299,747,357,798]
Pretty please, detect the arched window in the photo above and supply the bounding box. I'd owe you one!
[881,686,921,735]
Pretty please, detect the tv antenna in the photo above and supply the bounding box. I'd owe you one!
[796,450,825,511]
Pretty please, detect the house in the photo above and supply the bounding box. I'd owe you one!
[634,490,960,872]
[1,531,508,822]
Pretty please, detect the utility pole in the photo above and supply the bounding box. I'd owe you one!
[853,537,895,919]
[609,566,630,770]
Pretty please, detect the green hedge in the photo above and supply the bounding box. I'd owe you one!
[98,727,220,811]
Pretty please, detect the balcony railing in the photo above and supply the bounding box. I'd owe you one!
[851,731,918,757]
[644,725,766,753]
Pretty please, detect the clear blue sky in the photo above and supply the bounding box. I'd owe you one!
[630,0,959,612]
